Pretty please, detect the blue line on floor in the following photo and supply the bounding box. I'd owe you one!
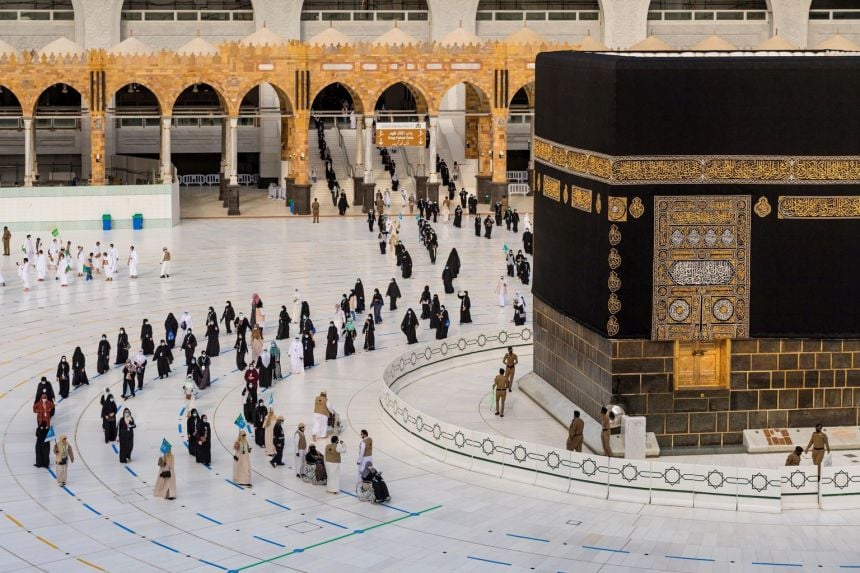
[113,521,136,534]
[125,466,138,477]
[47,468,56,479]
[83,503,101,516]
[840,566,860,569]
[582,545,629,554]
[150,540,179,553]
[752,562,802,568]
[380,503,411,514]
[666,555,716,562]
[111,443,119,454]
[316,518,348,530]
[225,479,245,490]
[179,407,186,416]
[198,559,228,570]
[339,489,358,498]
[231,368,240,373]
[506,533,549,543]
[467,556,512,566]
[178,423,182,434]
[62,486,75,497]
[197,512,223,525]
[183,441,189,448]
[253,535,286,548]
[265,499,291,511]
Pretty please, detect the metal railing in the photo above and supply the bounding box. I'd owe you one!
[477,9,599,21]
[121,9,253,21]
[0,9,73,21]
[508,182,529,196]
[647,9,767,21]
[810,9,860,20]
[334,123,355,178]
[301,9,428,21]
[179,173,258,186]
[507,170,528,183]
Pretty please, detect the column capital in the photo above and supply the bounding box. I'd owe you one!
[161,117,172,128]
[365,116,374,128]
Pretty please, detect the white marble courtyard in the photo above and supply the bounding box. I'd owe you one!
[1,214,860,573]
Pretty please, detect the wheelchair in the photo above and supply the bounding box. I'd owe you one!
[301,461,327,485]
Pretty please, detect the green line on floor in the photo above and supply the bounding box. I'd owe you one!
[231,504,442,572]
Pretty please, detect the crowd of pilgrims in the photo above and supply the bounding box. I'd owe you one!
[29,179,533,496]
[7,235,143,289]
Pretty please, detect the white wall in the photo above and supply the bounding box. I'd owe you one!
[0,183,177,230]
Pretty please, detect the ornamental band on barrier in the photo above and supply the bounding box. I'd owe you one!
[534,136,860,185]
[777,196,860,219]
[652,195,751,341]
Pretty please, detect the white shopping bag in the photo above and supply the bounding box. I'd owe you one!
[823,454,833,467]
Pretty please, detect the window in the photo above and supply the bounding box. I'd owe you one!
[303,1,428,10]
[122,1,251,9]
[477,0,600,9]
[673,339,731,390]
[648,1,766,8]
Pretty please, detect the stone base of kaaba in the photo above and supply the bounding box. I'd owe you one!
[534,298,860,450]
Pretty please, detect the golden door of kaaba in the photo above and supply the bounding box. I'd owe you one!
[674,339,731,389]
[652,196,751,341]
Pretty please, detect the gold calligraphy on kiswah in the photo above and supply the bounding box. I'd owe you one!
[542,176,561,201]
[533,136,860,185]
[571,186,592,212]
[777,196,860,219]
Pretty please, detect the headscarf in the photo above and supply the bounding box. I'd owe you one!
[235,431,249,455]
[259,348,271,368]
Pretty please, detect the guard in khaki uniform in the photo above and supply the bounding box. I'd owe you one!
[785,446,803,466]
[805,423,831,476]
[601,407,613,457]
[493,369,508,417]
[2,226,10,256]
[566,411,584,452]
[312,198,320,223]
[502,347,518,391]
[312,391,332,442]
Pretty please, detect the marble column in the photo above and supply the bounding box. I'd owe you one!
[364,116,373,183]
[428,116,438,183]
[90,112,106,185]
[228,116,239,185]
[23,118,35,187]
[160,117,172,183]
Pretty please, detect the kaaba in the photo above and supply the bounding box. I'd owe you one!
[532,51,860,449]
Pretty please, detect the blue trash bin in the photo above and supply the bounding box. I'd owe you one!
[132,213,143,230]
[102,214,111,231]
[289,199,295,215]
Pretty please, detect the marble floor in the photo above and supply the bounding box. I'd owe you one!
[2,214,860,573]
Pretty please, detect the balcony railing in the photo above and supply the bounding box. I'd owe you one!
[121,10,253,22]
[0,9,73,21]
[647,9,767,21]
[301,9,428,21]
[810,10,860,21]
[477,9,599,21]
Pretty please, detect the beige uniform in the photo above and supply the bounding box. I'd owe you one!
[806,431,830,469]
[785,452,801,466]
[503,352,518,389]
[294,430,307,476]
[324,441,345,493]
[53,442,74,486]
[2,228,10,256]
[493,374,508,416]
[312,201,320,223]
[312,395,331,439]
[601,413,613,457]
[358,436,373,476]
[566,418,584,452]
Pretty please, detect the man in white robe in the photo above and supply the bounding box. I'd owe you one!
[92,242,102,273]
[293,422,307,478]
[108,244,119,279]
[35,251,47,281]
[357,429,373,477]
[311,390,332,442]
[18,259,30,291]
[48,239,60,271]
[291,290,302,325]
[128,246,139,278]
[288,336,303,374]
[180,311,193,341]
[324,436,345,494]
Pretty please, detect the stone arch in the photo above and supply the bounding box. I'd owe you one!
[28,79,89,117]
[436,79,492,114]
[109,80,167,116]
[508,81,534,108]
[169,81,229,116]
[0,84,24,114]
[235,80,295,116]
[371,80,431,114]
[310,81,365,115]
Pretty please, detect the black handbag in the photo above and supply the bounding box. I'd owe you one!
[160,470,171,479]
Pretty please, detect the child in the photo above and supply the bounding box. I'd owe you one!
[83,254,93,281]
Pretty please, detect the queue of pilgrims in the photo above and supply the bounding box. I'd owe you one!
[27,180,533,498]
[6,234,171,290]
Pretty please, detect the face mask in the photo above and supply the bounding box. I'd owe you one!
[124,413,130,418]
[202,418,208,423]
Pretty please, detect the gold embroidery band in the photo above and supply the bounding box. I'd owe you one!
[777,196,860,219]
[534,136,860,185]
[571,186,592,212]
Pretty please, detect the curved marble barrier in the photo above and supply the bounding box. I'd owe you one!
[378,327,860,513]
